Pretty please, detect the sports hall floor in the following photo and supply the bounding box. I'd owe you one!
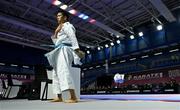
[1,94,180,110]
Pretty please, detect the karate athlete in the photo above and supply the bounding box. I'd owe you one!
[45,10,84,103]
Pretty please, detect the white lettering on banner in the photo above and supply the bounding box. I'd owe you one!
[0,74,7,78]
[128,75,132,80]
[11,74,27,79]
[0,74,28,80]
[97,91,106,93]
[127,72,163,80]
[168,69,180,77]
[127,90,140,93]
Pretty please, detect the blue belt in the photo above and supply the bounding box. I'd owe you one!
[54,43,72,48]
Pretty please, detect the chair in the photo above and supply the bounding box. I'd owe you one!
[1,79,8,98]
[4,75,22,99]
[41,69,53,100]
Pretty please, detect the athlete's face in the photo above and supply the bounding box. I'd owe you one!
[56,12,66,24]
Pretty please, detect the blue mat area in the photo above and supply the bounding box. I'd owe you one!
[81,94,180,101]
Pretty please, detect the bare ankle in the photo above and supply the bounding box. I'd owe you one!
[57,94,62,100]
[69,89,77,100]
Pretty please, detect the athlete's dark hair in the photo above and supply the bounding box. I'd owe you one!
[56,10,69,21]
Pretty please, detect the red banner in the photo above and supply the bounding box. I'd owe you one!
[124,65,180,85]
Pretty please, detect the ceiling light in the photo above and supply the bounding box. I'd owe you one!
[105,44,109,48]
[130,58,136,61]
[60,5,68,10]
[97,47,101,50]
[69,9,77,15]
[89,67,93,69]
[130,35,135,39]
[154,52,162,56]
[156,25,163,31]
[23,66,29,68]
[116,40,120,44]
[169,49,179,53]
[138,32,143,37]
[89,19,96,24]
[0,63,5,65]
[141,55,149,58]
[120,60,126,63]
[53,0,62,6]
[110,42,114,46]
[82,15,89,20]
[111,62,117,65]
[87,50,90,54]
[96,65,101,68]
[83,68,87,70]
[10,64,18,67]
[78,14,85,18]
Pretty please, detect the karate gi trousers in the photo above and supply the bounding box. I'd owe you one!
[45,45,75,94]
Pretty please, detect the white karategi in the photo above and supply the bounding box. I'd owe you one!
[45,22,81,94]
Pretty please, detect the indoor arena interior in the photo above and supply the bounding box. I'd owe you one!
[0,0,180,110]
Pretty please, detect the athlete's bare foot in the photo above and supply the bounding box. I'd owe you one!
[64,99,78,103]
[50,98,63,102]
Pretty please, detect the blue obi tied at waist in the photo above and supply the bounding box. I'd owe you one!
[41,43,72,48]
[54,43,72,48]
